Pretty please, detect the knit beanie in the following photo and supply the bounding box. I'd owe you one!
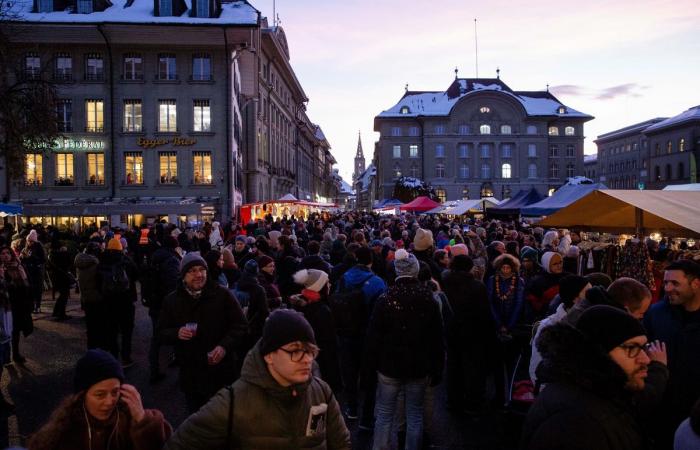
[74,349,125,393]
[541,251,561,274]
[559,275,589,305]
[106,237,123,251]
[235,235,247,244]
[164,236,179,250]
[268,230,281,248]
[585,272,613,289]
[260,309,316,356]
[293,269,329,292]
[180,252,207,277]
[244,259,259,275]
[450,243,469,257]
[394,249,420,278]
[520,246,539,262]
[413,228,434,252]
[576,305,646,353]
[257,255,274,269]
[27,229,38,243]
[450,254,474,273]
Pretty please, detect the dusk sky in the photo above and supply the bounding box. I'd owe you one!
[256,0,700,182]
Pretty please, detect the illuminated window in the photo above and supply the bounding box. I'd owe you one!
[122,53,143,80]
[501,124,512,135]
[565,126,575,136]
[667,140,673,153]
[25,154,43,186]
[85,99,104,132]
[159,99,177,132]
[400,106,410,114]
[480,106,490,113]
[435,163,445,178]
[193,99,211,132]
[435,188,446,202]
[480,124,491,135]
[193,151,213,184]
[159,152,178,184]
[87,153,104,185]
[409,144,418,158]
[125,152,144,184]
[558,106,567,114]
[123,99,142,132]
[548,126,559,136]
[393,145,401,158]
[55,153,74,185]
[679,138,685,152]
[501,163,512,179]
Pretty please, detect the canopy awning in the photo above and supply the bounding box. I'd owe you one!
[0,203,22,216]
[490,188,544,216]
[399,196,440,212]
[279,193,298,201]
[537,190,700,237]
[441,197,500,215]
[521,182,607,216]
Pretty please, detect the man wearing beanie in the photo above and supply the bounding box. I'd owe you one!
[164,309,351,450]
[521,305,667,450]
[412,228,443,283]
[158,251,248,413]
[364,248,444,450]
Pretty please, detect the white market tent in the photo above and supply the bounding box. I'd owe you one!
[537,190,700,237]
[278,193,298,201]
[425,200,459,214]
[441,197,501,215]
[521,182,607,216]
[663,184,700,191]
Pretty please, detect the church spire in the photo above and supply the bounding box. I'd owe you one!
[356,131,364,159]
[353,130,366,183]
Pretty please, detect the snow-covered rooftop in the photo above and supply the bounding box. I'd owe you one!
[644,105,700,134]
[10,0,259,25]
[595,117,667,142]
[340,180,354,195]
[357,164,376,191]
[584,154,597,164]
[378,79,592,119]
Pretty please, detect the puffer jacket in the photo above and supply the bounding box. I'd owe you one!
[163,342,351,450]
[74,252,101,305]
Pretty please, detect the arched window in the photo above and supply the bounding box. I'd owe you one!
[667,140,673,153]
[458,124,469,135]
[400,106,410,114]
[435,163,445,178]
[565,126,575,136]
[460,164,469,179]
[665,164,672,180]
[528,163,537,179]
[480,124,491,135]
[501,163,512,179]
[500,124,512,135]
[679,138,685,152]
[481,164,491,179]
[548,126,559,136]
[566,163,575,178]
[526,125,537,135]
[549,162,559,179]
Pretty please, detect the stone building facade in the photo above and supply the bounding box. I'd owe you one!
[373,77,593,202]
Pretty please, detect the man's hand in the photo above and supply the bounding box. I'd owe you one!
[120,384,145,423]
[208,345,226,365]
[646,340,667,366]
[178,327,195,340]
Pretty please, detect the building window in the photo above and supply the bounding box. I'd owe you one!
[481,164,491,179]
[679,139,685,152]
[655,166,661,181]
[400,106,410,114]
[460,164,469,179]
[480,106,490,113]
[501,163,512,179]
[565,126,575,136]
[410,165,418,178]
[193,99,211,132]
[528,163,537,179]
[54,153,74,185]
[37,0,53,12]
[24,52,40,79]
[158,53,177,80]
[192,53,212,81]
[392,145,401,159]
[528,144,537,157]
[85,54,103,81]
[458,124,469,135]
[434,125,445,135]
[462,187,469,200]
[526,125,537,135]
[667,141,673,154]
[678,162,684,179]
[158,99,177,132]
[665,164,672,180]
[87,153,104,185]
[458,144,469,158]
[25,154,43,186]
[409,144,418,158]
[501,124,512,135]
[54,53,72,80]
[391,127,401,137]
[195,0,209,17]
[655,143,660,156]
[125,152,144,184]
[56,99,72,132]
[480,144,491,158]
[435,163,445,178]
[77,0,93,13]
[435,144,445,158]
[548,126,559,136]
[549,162,559,179]
[566,163,575,178]
[193,151,213,184]
[480,124,491,135]
[408,126,419,137]
[123,99,142,132]
[85,99,104,132]
[558,106,567,114]
[159,152,178,184]
[549,145,559,157]
[566,144,575,157]
[501,144,512,158]
[393,163,401,179]
[434,188,446,202]
[122,53,143,80]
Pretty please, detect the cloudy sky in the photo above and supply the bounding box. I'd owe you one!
[255,0,700,182]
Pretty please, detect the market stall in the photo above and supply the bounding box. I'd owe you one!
[399,196,440,213]
[521,182,607,216]
[240,195,337,224]
[440,197,501,216]
[489,188,543,217]
[0,203,22,229]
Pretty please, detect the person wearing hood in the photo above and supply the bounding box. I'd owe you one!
[524,251,565,322]
[20,229,46,313]
[163,309,351,450]
[290,269,342,394]
[234,260,269,353]
[519,246,543,285]
[203,249,228,288]
[256,255,282,310]
[208,221,223,250]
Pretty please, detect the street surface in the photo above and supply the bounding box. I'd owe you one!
[1,291,516,449]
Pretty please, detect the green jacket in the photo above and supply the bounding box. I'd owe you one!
[164,342,351,450]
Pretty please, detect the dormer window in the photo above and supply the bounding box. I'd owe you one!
[159,0,172,15]
[77,0,93,13]
[37,0,53,12]
[400,106,410,114]
[480,106,490,113]
[193,0,210,17]
[558,106,567,114]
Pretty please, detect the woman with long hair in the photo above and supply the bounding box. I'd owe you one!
[0,245,33,364]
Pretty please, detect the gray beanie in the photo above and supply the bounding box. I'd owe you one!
[180,252,207,277]
[394,249,420,278]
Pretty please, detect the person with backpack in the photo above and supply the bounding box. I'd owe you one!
[334,246,387,426]
[232,260,269,355]
[75,243,102,350]
[97,238,138,367]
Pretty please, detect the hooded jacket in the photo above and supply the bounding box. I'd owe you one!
[162,342,351,450]
[74,252,101,305]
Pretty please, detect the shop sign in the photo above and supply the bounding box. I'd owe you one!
[137,136,197,149]
[35,138,106,152]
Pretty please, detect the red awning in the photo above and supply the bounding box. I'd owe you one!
[399,196,440,212]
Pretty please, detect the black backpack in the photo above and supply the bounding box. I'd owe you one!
[329,273,373,337]
[100,262,130,297]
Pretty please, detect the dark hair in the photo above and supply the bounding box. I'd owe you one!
[307,240,320,255]
[355,246,373,266]
[666,259,700,280]
[418,261,432,283]
[607,277,651,311]
[433,249,447,266]
[450,254,474,273]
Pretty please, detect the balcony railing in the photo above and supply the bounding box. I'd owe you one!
[84,72,104,81]
[85,126,105,133]
[53,71,73,81]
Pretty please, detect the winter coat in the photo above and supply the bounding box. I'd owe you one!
[441,269,495,344]
[412,248,443,285]
[163,342,351,450]
[235,272,269,350]
[48,248,72,291]
[158,282,248,398]
[521,322,650,450]
[3,260,33,336]
[149,247,181,310]
[300,255,332,274]
[74,252,101,306]
[340,265,387,312]
[524,271,564,322]
[97,250,138,304]
[487,274,525,331]
[21,240,46,280]
[364,277,444,382]
[257,271,282,309]
[275,251,301,299]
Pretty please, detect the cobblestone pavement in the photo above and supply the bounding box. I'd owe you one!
[0,292,518,449]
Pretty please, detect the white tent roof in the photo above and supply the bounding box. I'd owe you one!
[663,184,700,191]
[441,197,500,215]
[279,194,298,201]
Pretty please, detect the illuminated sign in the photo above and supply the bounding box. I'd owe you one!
[35,138,107,152]
[137,136,197,149]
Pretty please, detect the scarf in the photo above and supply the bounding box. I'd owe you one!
[301,289,322,304]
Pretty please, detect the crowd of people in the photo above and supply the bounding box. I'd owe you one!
[0,211,699,449]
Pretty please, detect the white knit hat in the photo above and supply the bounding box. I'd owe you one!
[293,269,329,292]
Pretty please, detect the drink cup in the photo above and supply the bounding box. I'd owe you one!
[185,322,198,336]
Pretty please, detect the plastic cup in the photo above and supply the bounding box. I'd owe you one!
[185,322,198,336]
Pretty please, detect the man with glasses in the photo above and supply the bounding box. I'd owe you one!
[164,309,351,450]
[521,305,666,450]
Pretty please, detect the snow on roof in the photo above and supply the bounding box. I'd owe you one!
[584,154,597,163]
[340,180,354,195]
[11,0,259,25]
[595,118,667,142]
[358,164,376,191]
[314,126,327,141]
[644,105,700,134]
[378,79,591,119]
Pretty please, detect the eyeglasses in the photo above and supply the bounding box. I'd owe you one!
[618,342,651,358]
[278,345,319,362]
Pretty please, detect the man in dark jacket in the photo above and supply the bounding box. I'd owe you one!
[163,309,351,450]
[644,259,700,449]
[300,240,332,274]
[441,254,494,414]
[232,236,255,268]
[158,252,248,413]
[521,305,661,450]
